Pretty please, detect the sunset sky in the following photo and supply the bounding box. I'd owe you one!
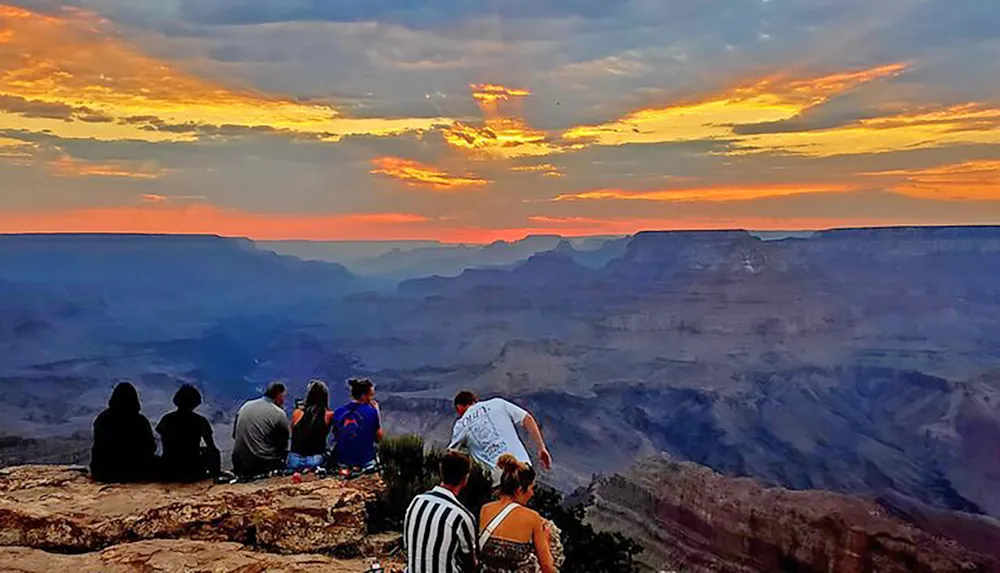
[2,0,1000,242]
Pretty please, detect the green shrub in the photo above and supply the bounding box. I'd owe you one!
[371,434,440,531]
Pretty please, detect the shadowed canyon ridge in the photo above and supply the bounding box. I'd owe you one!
[2,228,1000,570]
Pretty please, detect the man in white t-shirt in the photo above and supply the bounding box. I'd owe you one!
[448,390,552,482]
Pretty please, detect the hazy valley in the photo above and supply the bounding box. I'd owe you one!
[2,228,1000,535]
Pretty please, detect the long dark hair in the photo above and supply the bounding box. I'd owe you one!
[108,382,140,414]
[304,380,329,410]
[300,379,330,431]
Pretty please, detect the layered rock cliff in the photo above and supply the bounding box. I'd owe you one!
[585,454,1000,572]
[0,465,397,571]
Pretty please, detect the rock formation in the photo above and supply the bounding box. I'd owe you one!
[0,465,382,555]
[1,539,370,572]
[7,228,1000,527]
[584,454,1000,572]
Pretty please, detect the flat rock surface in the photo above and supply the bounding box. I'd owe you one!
[0,465,384,554]
[0,539,372,572]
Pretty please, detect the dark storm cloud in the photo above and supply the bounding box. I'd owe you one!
[0,95,116,123]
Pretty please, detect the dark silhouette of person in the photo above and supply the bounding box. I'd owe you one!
[90,382,157,483]
[156,384,221,482]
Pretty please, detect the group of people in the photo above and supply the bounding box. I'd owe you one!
[230,378,382,477]
[407,391,559,573]
[90,379,558,572]
[90,377,382,483]
[91,381,220,483]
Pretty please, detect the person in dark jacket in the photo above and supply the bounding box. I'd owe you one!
[288,380,333,470]
[90,382,158,483]
[156,384,221,482]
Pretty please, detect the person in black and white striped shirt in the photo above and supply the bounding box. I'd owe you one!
[404,451,478,573]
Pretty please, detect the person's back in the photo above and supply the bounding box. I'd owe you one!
[290,407,332,454]
[450,396,531,476]
[480,501,545,571]
[478,454,559,573]
[159,410,206,467]
[331,378,382,469]
[91,382,157,483]
[404,451,478,573]
[232,383,290,477]
[289,380,334,470]
[158,384,219,482]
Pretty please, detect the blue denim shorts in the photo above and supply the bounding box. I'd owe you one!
[287,453,325,470]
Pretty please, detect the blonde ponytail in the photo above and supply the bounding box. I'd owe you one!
[497,453,536,496]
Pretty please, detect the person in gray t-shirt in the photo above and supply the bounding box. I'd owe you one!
[232,382,290,477]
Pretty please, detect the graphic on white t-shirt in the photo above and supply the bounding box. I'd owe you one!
[449,398,530,470]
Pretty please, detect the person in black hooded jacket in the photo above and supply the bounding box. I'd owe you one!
[90,382,158,483]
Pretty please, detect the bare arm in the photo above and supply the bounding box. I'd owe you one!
[521,414,552,470]
[533,517,558,573]
[372,400,385,442]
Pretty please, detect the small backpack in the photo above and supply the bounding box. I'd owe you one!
[337,403,364,443]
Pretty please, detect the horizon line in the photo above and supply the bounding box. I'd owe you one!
[2,223,999,245]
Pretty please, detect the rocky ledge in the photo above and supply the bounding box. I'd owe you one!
[2,539,371,572]
[0,465,385,556]
[585,454,1000,573]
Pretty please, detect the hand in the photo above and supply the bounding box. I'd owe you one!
[371,399,380,411]
[539,447,552,471]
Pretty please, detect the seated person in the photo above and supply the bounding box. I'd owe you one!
[231,382,290,477]
[331,378,383,471]
[479,454,561,573]
[156,384,221,482]
[91,382,158,483]
[288,379,334,471]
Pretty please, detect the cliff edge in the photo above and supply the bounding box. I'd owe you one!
[0,465,394,571]
[584,454,1000,572]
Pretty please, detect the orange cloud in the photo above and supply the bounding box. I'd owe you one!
[443,119,560,159]
[47,154,164,179]
[443,83,565,159]
[444,65,1000,162]
[865,159,1000,201]
[0,203,432,240]
[510,163,564,177]
[0,5,444,145]
[471,84,532,106]
[734,104,1000,157]
[563,64,907,147]
[369,156,489,189]
[551,182,855,203]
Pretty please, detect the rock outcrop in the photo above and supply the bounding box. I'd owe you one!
[585,454,1000,572]
[1,539,370,572]
[0,465,382,554]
